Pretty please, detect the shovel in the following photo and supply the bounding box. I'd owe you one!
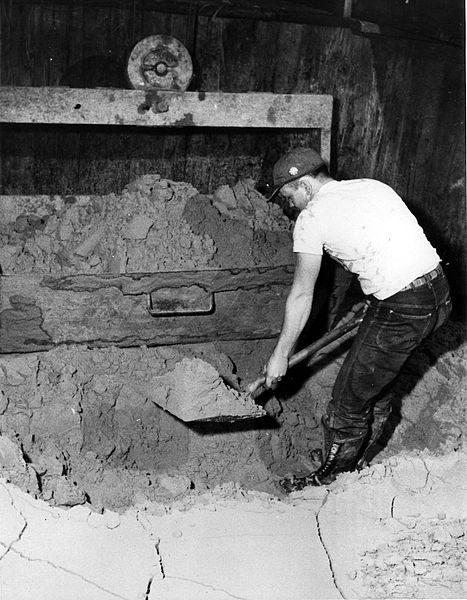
[193,305,367,423]
[244,305,367,399]
[149,306,366,423]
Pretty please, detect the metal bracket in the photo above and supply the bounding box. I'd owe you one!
[146,284,215,317]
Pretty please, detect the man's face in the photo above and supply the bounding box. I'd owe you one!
[279,181,309,211]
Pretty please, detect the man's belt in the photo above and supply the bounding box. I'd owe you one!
[400,264,443,292]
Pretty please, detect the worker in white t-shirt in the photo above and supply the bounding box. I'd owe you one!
[264,147,452,491]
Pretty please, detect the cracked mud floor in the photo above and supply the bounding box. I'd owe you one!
[0,448,465,600]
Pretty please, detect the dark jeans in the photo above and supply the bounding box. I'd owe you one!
[327,267,452,439]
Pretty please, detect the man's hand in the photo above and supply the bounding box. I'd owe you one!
[265,351,289,388]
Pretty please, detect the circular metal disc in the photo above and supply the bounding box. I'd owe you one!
[127,35,193,91]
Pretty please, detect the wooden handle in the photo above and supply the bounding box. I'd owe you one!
[287,307,366,369]
[245,306,366,397]
[245,376,267,396]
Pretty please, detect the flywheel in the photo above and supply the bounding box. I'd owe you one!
[127,35,193,91]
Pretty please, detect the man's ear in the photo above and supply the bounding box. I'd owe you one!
[299,178,313,195]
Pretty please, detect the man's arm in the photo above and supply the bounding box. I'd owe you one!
[265,252,322,388]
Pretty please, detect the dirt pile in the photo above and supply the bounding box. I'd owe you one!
[0,343,274,511]
[0,179,213,274]
[184,178,294,268]
[360,516,466,598]
[0,176,292,275]
[312,449,467,599]
[384,320,466,455]
[0,320,464,512]
[0,175,292,509]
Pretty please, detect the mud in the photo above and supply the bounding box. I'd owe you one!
[0,174,466,520]
[360,516,466,598]
[0,320,464,513]
[0,175,293,508]
[0,343,274,511]
[183,179,294,268]
[0,176,292,276]
[149,357,265,421]
[1,447,465,599]
[288,449,467,600]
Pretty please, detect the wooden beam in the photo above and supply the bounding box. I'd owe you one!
[8,0,343,23]
[38,265,295,295]
[0,266,295,353]
[0,87,333,162]
[0,87,332,128]
[7,0,462,45]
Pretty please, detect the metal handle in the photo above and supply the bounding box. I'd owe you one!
[146,285,215,317]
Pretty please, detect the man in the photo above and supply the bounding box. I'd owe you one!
[264,147,452,491]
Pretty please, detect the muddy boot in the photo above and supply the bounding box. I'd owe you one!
[356,412,390,470]
[279,417,365,492]
[309,414,366,483]
[307,433,366,486]
[279,435,366,492]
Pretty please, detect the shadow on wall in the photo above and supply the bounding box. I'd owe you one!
[412,204,466,322]
[60,49,203,91]
[60,56,129,88]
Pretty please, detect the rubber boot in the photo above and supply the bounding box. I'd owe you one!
[279,417,366,492]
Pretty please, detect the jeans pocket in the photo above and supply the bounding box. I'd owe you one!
[375,307,433,353]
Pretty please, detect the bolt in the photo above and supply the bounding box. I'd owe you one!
[155,62,169,76]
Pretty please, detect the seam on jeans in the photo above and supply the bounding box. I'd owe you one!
[422,312,437,340]
[386,308,433,320]
[330,305,380,423]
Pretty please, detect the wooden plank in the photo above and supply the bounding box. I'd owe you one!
[9,0,343,22]
[320,128,332,170]
[195,16,225,91]
[352,0,464,46]
[6,0,462,46]
[0,265,294,353]
[39,265,295,294]
[0,87,333,129]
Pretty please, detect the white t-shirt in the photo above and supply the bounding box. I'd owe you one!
[293,179,440,299]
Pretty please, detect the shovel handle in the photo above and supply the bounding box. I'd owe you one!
[245,306,367,396]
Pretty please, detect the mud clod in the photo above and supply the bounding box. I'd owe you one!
[150,358,265,422]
